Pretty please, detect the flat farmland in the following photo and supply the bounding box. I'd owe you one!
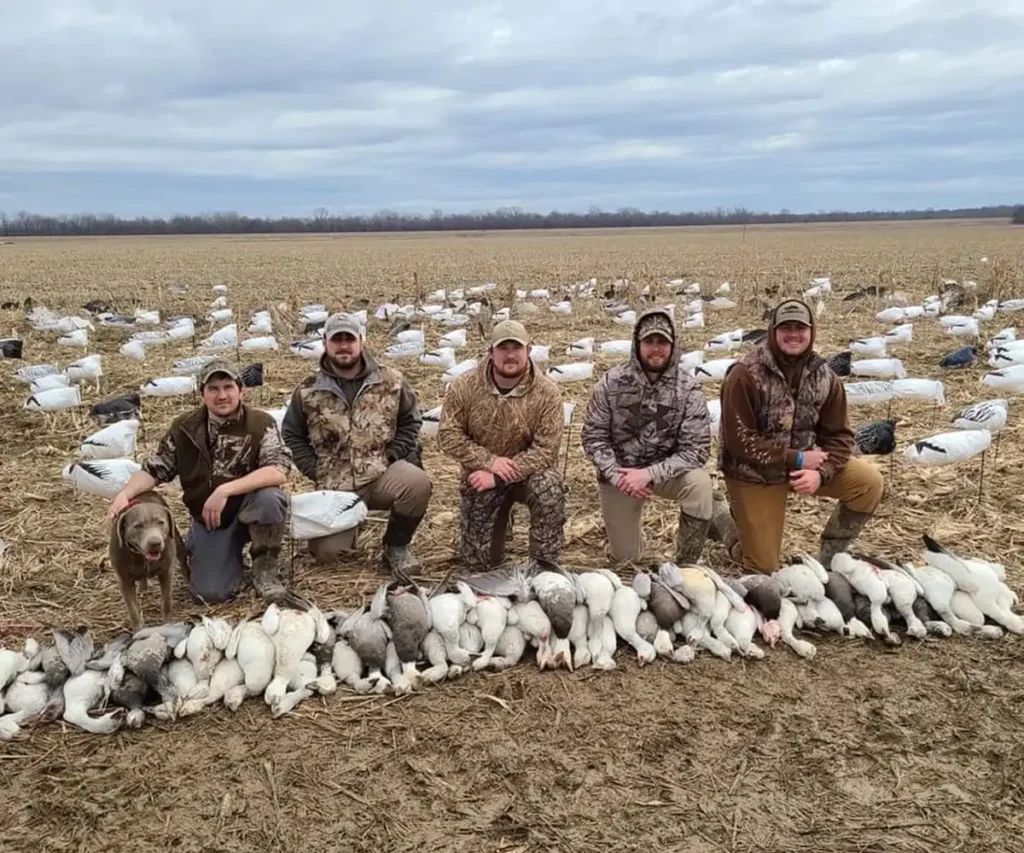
[2,221,1024,853]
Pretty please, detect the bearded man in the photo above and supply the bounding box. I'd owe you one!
[713,298,884,572]
[283,312,432,576]
[581,308,713,566]
[438,320,566,570]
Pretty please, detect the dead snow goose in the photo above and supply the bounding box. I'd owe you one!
[830,553,898,644]
[338,586,393,694]
[385,582,432,689]
[611,585,656,665]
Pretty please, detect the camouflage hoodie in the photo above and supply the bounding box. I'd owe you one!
[581,307,710,484]
[717,299,854,486]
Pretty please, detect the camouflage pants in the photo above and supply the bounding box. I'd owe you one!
[459,469,565,570]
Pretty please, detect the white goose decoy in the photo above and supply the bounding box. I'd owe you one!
[705,329,743,352]
[683,312,705,329]
[241,335,278,352]
[439,329,467,349]
[288,338,323,359]
[200,323,238,350]
[530,345,551,363]
[943,317,980,338]
[172,356,215,376]
[119,340,147,361]
[208,308,234,324]
[142,376,196,397]
[17,364,58,383]
[25,385,81,412]
[30,374,70,392]
[65,354,103,384]
[384,340,426,360]
[921,536,1023,634]
[851,358,907,380]
[62,459,142,497]
[982,364,1024,393]
[706,399,721,436]
[550,300,572,315]
[442,359,477,385]
[57,329,89,348]
[547,362,593,383]
[566,337,595,358]
[420,405,442,436]
[420,347,456,369]
[845,381,895,405]
[78,419,140,460]
[988,346,1024,369]
[693,358,737,382]
[167,317,196,339]
[876,306,907,323]
[953,399,1008,434]
[679,350,704,373]
[599,339,632,357]
[892,378,945,406]
[850,337,887,358]
[613,310,638,327]
[394,329,425,344]
[985,328,1016,350]
[248,311,273,334]
[289,491,367,541]
[562,401,576,427]
[903,430,991,466]
[884,323,914,345]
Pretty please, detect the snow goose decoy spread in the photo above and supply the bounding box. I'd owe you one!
[854,419,898,456]
[941,345,978,369]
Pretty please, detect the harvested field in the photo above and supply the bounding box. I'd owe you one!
[2,220,1024,852]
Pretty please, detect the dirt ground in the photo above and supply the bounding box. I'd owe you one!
[2,221,1024,852]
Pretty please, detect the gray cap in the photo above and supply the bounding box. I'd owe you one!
[198,358,241,388]
[323,312,364,339]
[773,299,813,327]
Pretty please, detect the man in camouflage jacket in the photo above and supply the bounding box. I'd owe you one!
[581,307,713,566]
[283,312,431,577]
[438,320,565,570]
[714,298,884,572]
[109,359,305,608]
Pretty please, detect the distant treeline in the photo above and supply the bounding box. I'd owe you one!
[1,204,1022,237]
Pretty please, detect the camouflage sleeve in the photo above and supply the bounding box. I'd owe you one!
[386,379,422,464]
[282,386,318,481]
[257,423,293,476]
[646,382,710,484]
[437,377,495,471]
[580,376,619,482]
[141,428,179,485]
[510,381,563,479]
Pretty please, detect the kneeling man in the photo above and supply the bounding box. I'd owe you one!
[109,359,304,607]
[438,320,565,570]
[581,308,713,565]
[715,298,884,572]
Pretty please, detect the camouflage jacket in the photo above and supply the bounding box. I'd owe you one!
[438,357,564,480]
[717,342,854,485]
[282,353,421,491]
[581,307,710,484]
[143,403,290,525]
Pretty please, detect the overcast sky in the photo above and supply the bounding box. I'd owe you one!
[1,0,1023,217]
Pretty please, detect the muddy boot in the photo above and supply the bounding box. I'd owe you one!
[382,512,423,581]
[250,523,309,610]
[819,503,873,571]
[710,493,743,563]
[675,513,710,565]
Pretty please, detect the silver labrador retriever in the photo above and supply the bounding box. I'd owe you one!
[109,491,189,630]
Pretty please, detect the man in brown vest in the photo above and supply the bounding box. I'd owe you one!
[714,299,884,572]
[108,359,305,607]
[283,312,432,577]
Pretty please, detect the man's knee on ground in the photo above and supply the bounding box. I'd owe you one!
[237,487,288,526]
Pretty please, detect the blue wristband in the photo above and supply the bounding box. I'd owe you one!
[796,451,804,469]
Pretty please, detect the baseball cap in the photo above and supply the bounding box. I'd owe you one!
[323,312,364,339]
[198,358,241,388]
[773,299,813,327]
[491,319,529,347]
[637,313,674,341]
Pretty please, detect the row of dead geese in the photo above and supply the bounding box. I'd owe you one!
[1,536,1019,740]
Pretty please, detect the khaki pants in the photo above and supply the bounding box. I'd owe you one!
[598,469,713,562]
[724,457,884,572]
[308,461,432,563]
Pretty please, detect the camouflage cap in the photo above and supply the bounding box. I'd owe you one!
[198,358,241,388]
[773,299,813,327]
[637,313,674,341]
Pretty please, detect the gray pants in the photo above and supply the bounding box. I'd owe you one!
[185,487,288,603]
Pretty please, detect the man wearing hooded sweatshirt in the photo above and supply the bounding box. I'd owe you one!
[581,308,713,565]
[282,312,432,577]
[438,320,566,570]
[713,298,884,572]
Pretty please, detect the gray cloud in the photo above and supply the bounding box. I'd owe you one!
[1,0,1022,215]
